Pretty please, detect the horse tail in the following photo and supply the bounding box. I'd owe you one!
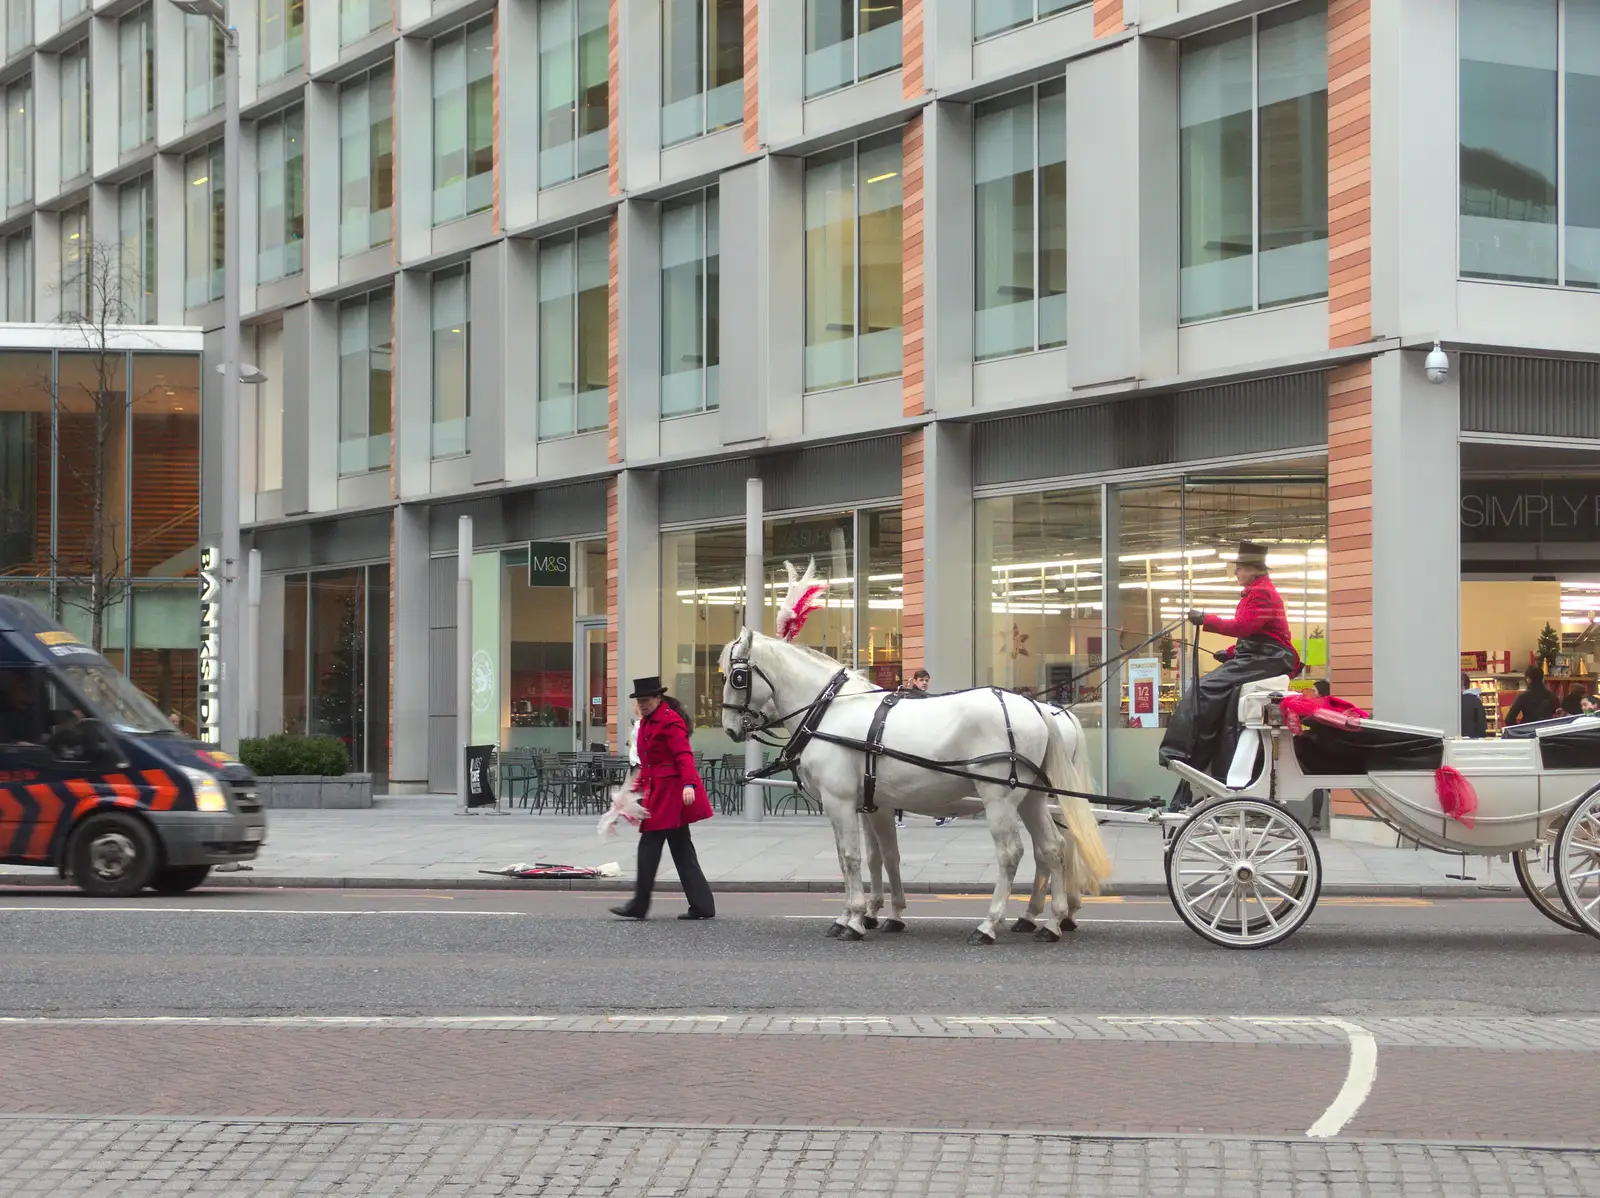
[1043,709,1113,895]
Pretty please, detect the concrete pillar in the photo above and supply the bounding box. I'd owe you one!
[922,421,974,690]
[390,502,431,791]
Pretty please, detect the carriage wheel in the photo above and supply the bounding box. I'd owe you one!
[1513,841,1584,933]
[1555,786,1600,939]
[1165,798,1321,949]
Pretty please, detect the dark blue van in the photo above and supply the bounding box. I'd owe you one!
[0,597,266,896]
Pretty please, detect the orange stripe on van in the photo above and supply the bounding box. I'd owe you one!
[23,784,62,860]
[142,769,179,811]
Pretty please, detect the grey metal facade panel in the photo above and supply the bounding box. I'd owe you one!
[428,716,456,792]
[658,437,904,524]
[280,305,312,516]
[254,512,392,572]
[530,480,609,539]
[973,373,1329,487]
[428,626,457,714]
[1461,353,1600,438]
[429,496,510,552]
[429,556,458,629]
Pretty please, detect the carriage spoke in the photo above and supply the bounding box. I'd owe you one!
[1250,883,1280,930]
[1253,837,1302,867]
[1209,889,1234,930]
[1188,876,1235,910]
[1253,874,1304,908]
[1185,838,1235,868]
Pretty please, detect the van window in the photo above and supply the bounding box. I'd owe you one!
[0,667,46,745]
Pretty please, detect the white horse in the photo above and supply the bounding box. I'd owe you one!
[721,626,1113,944]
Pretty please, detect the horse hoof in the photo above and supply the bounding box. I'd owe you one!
[881,919,907,934]
[966,930,997,946]
[1011,918,1038,934]
[1063,916,1079,932]
[862,915,879,930]
[1032,926,1062,944]
[843,928,865,942]
[825,923,845,938]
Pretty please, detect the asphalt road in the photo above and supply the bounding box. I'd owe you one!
[0,886,1595,1017]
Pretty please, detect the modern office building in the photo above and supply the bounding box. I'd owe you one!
[0,0,1597,804]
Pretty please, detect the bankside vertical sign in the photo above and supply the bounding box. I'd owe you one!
[198,546,222,744]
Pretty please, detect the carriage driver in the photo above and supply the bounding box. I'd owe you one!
[1158,540,1302,791]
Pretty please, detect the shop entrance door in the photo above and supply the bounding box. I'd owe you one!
[573,618,609,751]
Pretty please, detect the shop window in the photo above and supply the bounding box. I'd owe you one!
[537,223,608,439]
[1179,0,1328,321]
[0,352,50,577]
[131,583,200,736]
[432,18,494,224]
[129,354,201,579]
[662,0,744,146]
[804,133,903,391]
[977,488,1105,787]
[539,0,608,188]
[976,0,1084,42]
[431,265,470,458]
[279,563,390,779]
[974,80,1066,361]
[805,0,902,99]
[861,508,902,690]
[661,187,720,417]
[1459,0,1600,287]
[504,550,578,753]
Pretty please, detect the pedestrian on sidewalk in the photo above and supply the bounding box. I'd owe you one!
[610,677,717,922]
[894,669,941,827]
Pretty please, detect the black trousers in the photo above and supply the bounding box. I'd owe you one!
[1159,640,1300,781]
[628,826,715,916]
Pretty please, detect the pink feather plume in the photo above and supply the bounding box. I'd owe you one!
[775,559,830,641]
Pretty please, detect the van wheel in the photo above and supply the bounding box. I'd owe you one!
[148,865,211,895]
[69,812,158,898]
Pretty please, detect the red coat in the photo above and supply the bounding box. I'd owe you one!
[1203,574,1302,673]
[633,704,712,831]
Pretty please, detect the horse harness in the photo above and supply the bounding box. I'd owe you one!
[726,641,1091,814]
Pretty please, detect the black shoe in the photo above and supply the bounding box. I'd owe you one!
[609,905,646,920]
[677,910,714,920]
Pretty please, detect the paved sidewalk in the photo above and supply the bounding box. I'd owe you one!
[93,794,1545,895]
[1,1120,1595,1198]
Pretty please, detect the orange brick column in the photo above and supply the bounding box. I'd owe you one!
[902,0,924,98]
[742,0,759,152]
[1329,0,1371,350]
[607,0,621,195]
[607,479,619,749]
[900,433,925,680]
[1093,0,1125,37]
[897,114,926,677]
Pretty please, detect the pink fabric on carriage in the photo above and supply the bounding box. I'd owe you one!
[1279,692,1370,734]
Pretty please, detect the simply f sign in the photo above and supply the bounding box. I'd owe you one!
[527,542,572,587]
[1461,484,1600,542]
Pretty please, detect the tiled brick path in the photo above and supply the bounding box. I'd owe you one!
[0,1121,1597,1198]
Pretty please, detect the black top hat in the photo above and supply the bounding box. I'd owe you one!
[629,676,669,699]
[1236,541,1270,570]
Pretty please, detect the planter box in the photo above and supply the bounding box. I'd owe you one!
[255,774,374,810]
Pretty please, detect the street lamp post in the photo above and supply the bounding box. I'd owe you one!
[171,0,242,754]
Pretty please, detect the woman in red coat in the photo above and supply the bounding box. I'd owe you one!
[610,677,716,921]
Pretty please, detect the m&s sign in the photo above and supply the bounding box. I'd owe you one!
[528,542,572,587]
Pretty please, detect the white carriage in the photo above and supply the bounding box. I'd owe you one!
[1151,676,1600,948]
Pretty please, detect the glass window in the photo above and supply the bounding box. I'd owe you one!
[977,488,1105,787]
[431,265,470,458]
[184,12,224,121]
[117,176,154,323]
[6,78,30,209]
[118,7,153,153]
[341,0,391,45]
[338,289,393,476]
[58,40,89,183]
[6,0,31,58]
[974,80,1066,360]
[256,107,304,284]
[1179,1,1328,322]
[130,584,199,736]
[259,0,305,84]
[184,142,224,308]
[804,0,902,99]
[976,0,1084,41]
[432,19,494,225]
[340,65,394,257]
[861,508,902,688]
[662,0,745,146]
[55,352,128,598]
[60,0,85,20]
[255,321,284,492]
[0,352,50,577]
[58,204,87,319]
[661,187,720,416]
[539,0,608,187]
[804,131,903,391]
[128,354,200,580]
[537,223,609,439]
[4,232,31,320]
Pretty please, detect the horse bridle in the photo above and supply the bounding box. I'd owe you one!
[722,631,839,741]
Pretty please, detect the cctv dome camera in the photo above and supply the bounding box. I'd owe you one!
[1424,341,1449,385]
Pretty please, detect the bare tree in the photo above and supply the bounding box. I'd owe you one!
[49,238,153,654]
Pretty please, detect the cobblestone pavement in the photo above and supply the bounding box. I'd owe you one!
[0,1120,1597,1198]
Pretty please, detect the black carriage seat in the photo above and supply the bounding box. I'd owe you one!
[1505,714,1600,770]
[1293,714,1445,776]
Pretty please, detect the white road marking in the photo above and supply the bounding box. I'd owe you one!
[1246,1017,1377,1138]
[0,906,530,916]
[782,915,1181,925]
[608,1015,729,1023]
